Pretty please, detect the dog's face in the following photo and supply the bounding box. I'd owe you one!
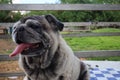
[12,15,64,44]
[10,14,64,68]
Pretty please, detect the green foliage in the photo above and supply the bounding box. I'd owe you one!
[0,0,11,22]
[0,0,23,22]
[11,11,23,22]
[28,11,120,22]
[0,0,12,4]
[59,0,120,22]
[61,0,91,4]
[92,0,120,4]
[60,0,120,4]
[27,0,120,22]
[0,11,23,22]
[25,0,120,22]
[0,0,120,22]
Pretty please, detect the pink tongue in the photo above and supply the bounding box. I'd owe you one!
[9,43,33,57]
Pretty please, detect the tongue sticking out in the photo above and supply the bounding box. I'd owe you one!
[9,43,33,57]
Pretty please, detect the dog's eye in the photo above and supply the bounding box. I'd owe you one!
[29,25,39,29]
[34,25,40,29]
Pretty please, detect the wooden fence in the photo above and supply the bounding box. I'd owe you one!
[0,22,120,38]
[0,4,120,77]
[0,4,120,10]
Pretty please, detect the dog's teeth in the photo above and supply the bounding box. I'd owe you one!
[32,44,39,48]
[36,45,39,47]
[25,48,29,50]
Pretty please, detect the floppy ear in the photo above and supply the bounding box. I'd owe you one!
[45,14,64,31]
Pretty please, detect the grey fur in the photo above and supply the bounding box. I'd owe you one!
[12,14,89,80]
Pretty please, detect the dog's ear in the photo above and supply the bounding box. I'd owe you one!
[45,14,64,31]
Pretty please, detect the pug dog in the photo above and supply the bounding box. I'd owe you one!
[9,14,89,80]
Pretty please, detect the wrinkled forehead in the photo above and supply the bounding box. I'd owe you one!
[13,15,48,28]
[20,15,46,23]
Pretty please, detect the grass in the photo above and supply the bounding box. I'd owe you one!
[64,28,120,61]
[64,36,120,51]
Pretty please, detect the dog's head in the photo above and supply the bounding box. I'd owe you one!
[9,14,64,68]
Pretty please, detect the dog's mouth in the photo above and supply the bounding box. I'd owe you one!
[9,41,49,57]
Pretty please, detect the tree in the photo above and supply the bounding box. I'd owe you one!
[28,0,120,22]
[60,0,120,22]
[0,0,12,22]
[0,0,12,4]
[0,0,22,22]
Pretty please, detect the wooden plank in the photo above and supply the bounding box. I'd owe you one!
[0,50,120,61]
[62,32,120,37]
[74,50,120,58]
[0,54,18,61]
[0,23,14,28]
[64,22,91,27]
[0,34,11,39]
[0,22,120,28]
[91,22,120,27]
[0,4,120,11]
[0,32,120,39]
[0,72,24,77]
[64,22,120,27]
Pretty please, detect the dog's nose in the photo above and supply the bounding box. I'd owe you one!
[16,39,23,44]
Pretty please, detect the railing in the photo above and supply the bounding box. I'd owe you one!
[0,22,120,38]
[0,4,120,78]
[0,50,120,61]
[0,4,120,11]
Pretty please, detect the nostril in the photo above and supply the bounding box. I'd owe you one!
[16,39,23,44]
